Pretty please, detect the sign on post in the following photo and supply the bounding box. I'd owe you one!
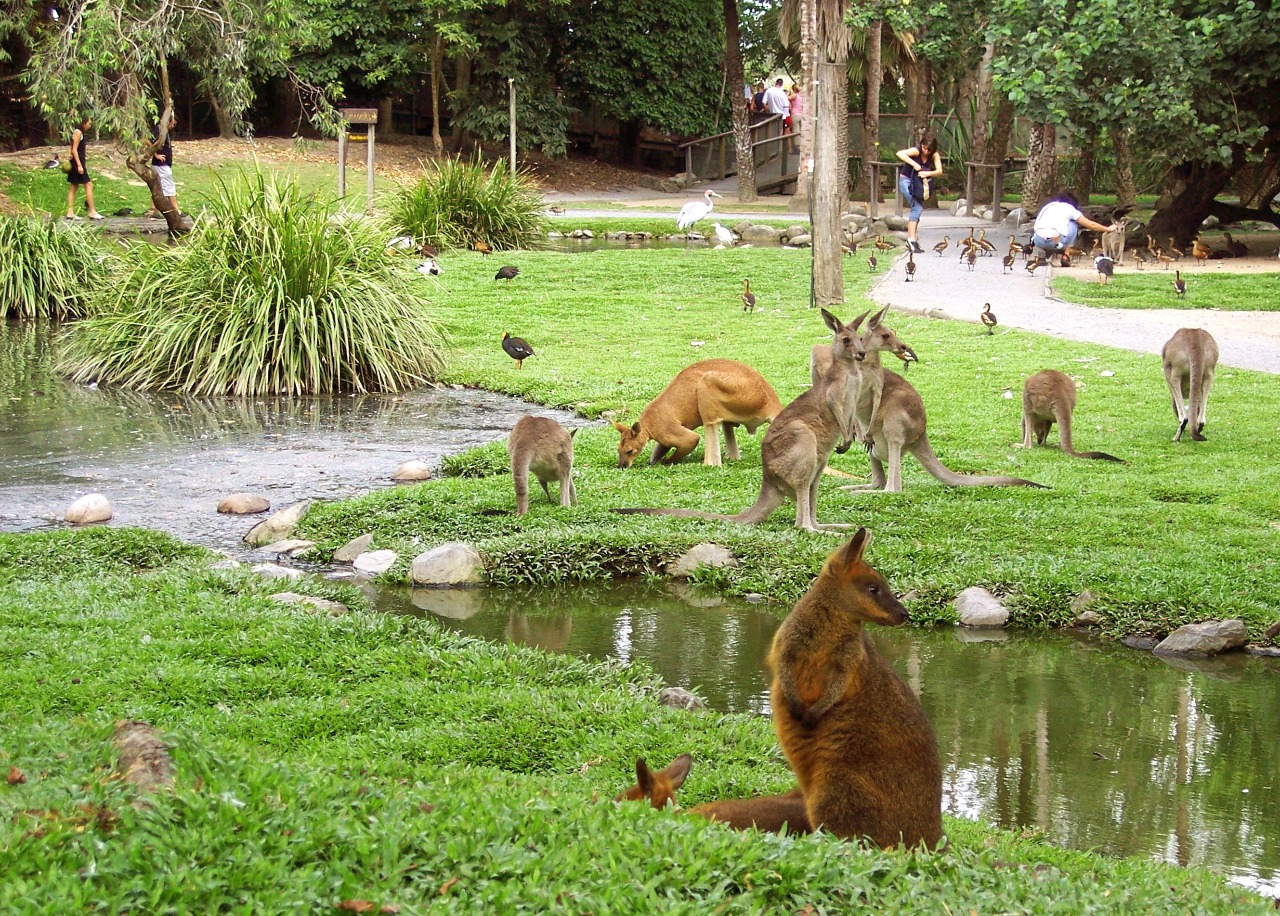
[338,108,379,212]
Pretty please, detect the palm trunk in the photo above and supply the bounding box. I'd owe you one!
[859,20,882,207]
[969,42,995,194]
[814,0,850,309]
[430,34,444,156]
[449,56,472,153]
[1021,120,1057,214]
[723,0,757,201]
[793,0,816,205]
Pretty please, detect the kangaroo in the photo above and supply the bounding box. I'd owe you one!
[769,528,942,848]
[839,313,1045,494]
[507,415,577,515]
[613,359,782,468]
[1161,328,1219,442]
[808,304,917,388]
[1021,370,1125,462]
[617,755,811,835]
[1100,217,1126,265]
[614,309,865,532]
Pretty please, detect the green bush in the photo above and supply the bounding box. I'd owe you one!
[56,171,449,396]
[387,154,545,252]
[0,215,102,320]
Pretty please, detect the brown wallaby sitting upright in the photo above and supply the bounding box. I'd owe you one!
[839,310,1045,493]
[1161,328,1219,442]
[770,528,943,848]
[614,309,865,532]
[612,359,782,468]
[507,415,577,515]
[616,754,811,835]
[1021,370,1126,462]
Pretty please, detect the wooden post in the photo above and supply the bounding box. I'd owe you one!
[366,123,376,213]
[991,166,1004,222]
[339,108,378,210]
[686,145,694,184]
[965,163,976,218]
[337,131,347,203]
[508,78,517,172]
[868,162,880,219]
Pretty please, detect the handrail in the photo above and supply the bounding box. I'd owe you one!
[678,115,783,150]
[963,161,1007,223]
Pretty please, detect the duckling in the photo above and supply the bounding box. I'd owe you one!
[548,205,566,214]
[1001,252,1015,273]
[1026,257,1046,275]
[1191,237,1213,264]
[495,265,520,285]
[1021,241,1036,261]
[980,302,997,334]
[905,249,916,282]
[1223,232,1248,258]
[473,240,492,256]
[932,235,950,257]
[873,234,894,252]
[501,332,534,369]
[1007,235,1019,259]
[1154,247,1173,269]
[742,278,756,312]
[1132,247,1152,270]
[959,227,975,256]
[1173,269,1187,297]
[965,247,977,271]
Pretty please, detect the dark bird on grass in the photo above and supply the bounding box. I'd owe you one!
[1095,254,1114,285]
[1173,269,1187,297]
[933,236,950,257]
[980,302,997,334]
[112,206,134,217]
[417,258,441,277]
[867,252,878,271]
[905,249,917,282]
[495,265,520,284]
[742,278,756,312]
[43,155,60,169]
[502,332,534,369]
[965,247,978,271]
[1001,253,1015,273]
[473,240,492,256]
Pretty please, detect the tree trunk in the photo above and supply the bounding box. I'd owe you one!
[1112,128,1136,210]
[378,97,397,136]
[723,0,757,202]
[430,34,444,157]
[814,0,850,309]
[903,33,931,147]
[1073,128,1095,204]
[1021,120,1057,214]
[126,90,184,235]
[987,96,1015,163]
[449,56,472,153]
[793,0,816,205]
[835,62,849,211]
[859,20,882,207]
[1146,161,1235,250]
[209,95,236,140]
[969,42,996,194]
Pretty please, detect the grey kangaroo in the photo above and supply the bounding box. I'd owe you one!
[507,415,577,515]
[841,308,1046,493]
[614,308,865,532]
[1021,370,1125,462]
[1161,328,1219,441]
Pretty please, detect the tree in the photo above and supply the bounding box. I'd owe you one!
[812,0,851,309]
[723,0,757,203]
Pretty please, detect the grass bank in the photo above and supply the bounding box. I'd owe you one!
[0,528,1266,913]
[297,247,1280,642]
[1056,271,1280,311]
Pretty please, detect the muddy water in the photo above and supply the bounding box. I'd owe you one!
[381,581,1280,897]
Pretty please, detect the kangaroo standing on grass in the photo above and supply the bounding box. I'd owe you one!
[613,359,782,468]
[1161,328,1219,442]
[770,528,942,848]
[507,416,577,515]
[838,311,1045,494]
[614,309,864,532]
[1021,370,1126,462]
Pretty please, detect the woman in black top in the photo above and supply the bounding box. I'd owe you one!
[65,116,102,220]
[895,134,942,253]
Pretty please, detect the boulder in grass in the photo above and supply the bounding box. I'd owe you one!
[953,586,1009,628]
[353,550,398,576]
[252,563,304,581]
[410,542,484,587]
[217,493,270,515]
[333,533,374,563]
[271,592,349,616]
[66,493,112,525]
[666,543,739,579]
[391,461,432,482]
[244,500,311,546]
[659,687,706,711]
[1153,620,1248,658]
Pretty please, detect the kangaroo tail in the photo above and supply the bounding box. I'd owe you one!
[612,483,785,525]
[1056,406,1127,463]
[911,434,1047,488]
[611,507,738,521]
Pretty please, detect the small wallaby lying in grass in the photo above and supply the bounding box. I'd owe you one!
[614,308,864,532]
[1021,370,1125,462]
[770,528,943,848]
[613,359,782,468]
[1161,328,1219,442]
[507,415,577,515]
[616,755,810,835]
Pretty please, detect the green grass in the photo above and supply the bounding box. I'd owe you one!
[1057,270,1280,311]
[0,215,105,320]
[291,246,1280,642]
[0,528,1266,914]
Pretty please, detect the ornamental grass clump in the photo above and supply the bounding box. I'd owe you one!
[387,154,545,251]
[57,171,449,396]
[0,215,101,320]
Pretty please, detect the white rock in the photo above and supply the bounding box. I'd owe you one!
[271,592,349,616]
[217,493,270,514]
[953,586,1010,627]
[333,533,374,563]
[353,549,398,576]
[659,687,707,711]
[65,493,112,525]
[409,542,484,587]
[666,543,740,578]
[244,500,312,546]
[392,461,432,482]
[251,563,304,580]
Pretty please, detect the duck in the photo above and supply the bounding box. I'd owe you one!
[964,247,977,271]
[905,249,916,282]
[1223,232,1248,258]
[1025,257,1045,275]
[1008,235,1020,259]
[418,242,439,259]
[495,265,520,284]
[676,189,720,231]
[958,227,975,257]
[1001,252,1015,273]
[975,229,997,256]
[867,252,878,271]
[1191,237,1213,264]
[873,234,894,252]
[548,205,566,214]
[1166,238,1185,260]
[417,258,441,277]
[473,240,492,256]
[932,236,950,257]
[501,332,534,369]
[1173,269,1187,296]
[741,278,756,312]
[1132,247,1152,269]
[841,242,858,257]
[980,303,997,334]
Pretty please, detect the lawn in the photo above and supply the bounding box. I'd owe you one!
[1056,270,1280,311]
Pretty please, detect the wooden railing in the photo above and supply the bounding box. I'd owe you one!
[964,162,1007,223]
[679,116,792,185]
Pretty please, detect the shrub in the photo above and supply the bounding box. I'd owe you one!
[56,171,449,396]
[387,155,545,251]
[0,215,101,320]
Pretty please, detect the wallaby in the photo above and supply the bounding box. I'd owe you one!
[613,359,782,468]
[614,309,866,532]
[507,415,577,515]
[839,311,1046,494]
[1100,217,1126,265]
[616,755,811,835]
[1021,370,1126,462]
[770,528,943,848]
[1161,328,1219,442]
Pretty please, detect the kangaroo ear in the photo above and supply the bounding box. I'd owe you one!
[868,305,890,329]
[821,308,843,333]
[631,422,642,436]
[661,753,693,790]
[612,421,631,435]
[569,428,579,439]
[841,527,872,568]
[635,758,654,797]
[849,309,870,332]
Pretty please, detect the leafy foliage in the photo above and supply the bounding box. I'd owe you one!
[56,171,449,395]
[0,216,102,320]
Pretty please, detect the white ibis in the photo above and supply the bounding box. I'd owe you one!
[502,333,534,369]
[676,190,721,231]
[712,222,736,247]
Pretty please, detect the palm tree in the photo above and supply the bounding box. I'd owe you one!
[724,0,757,202]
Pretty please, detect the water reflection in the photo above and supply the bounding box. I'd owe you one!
[381,581,1280,895]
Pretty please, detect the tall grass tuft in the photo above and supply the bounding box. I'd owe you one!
[57,171,449,396]
[387,155,545,251]
[0,215,102,320]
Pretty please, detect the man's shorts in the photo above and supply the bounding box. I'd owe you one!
[153,164,176,197]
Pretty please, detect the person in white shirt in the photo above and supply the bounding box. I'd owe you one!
[763,79,791,119]
[1032,191,1118,265]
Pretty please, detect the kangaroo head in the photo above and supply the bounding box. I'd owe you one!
[612,421,650,468]
[615,754,692,810]
[858,305,919,365]
[823,528,908,628]
[821,308,870,365]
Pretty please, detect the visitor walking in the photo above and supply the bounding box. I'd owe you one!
[895,134,943,253]
[788,83,804,150]
[763,79,791,120]
[65,116,102,221]
[751,82,768,123]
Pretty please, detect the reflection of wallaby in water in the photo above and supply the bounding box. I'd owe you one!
[1161,328,1219,442]
[507,415,577,515]
[1021,370,1126,462]
[616,755,810,835]
[505,613,573,651]
[614,309,865,532]
[770,528,943,848]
